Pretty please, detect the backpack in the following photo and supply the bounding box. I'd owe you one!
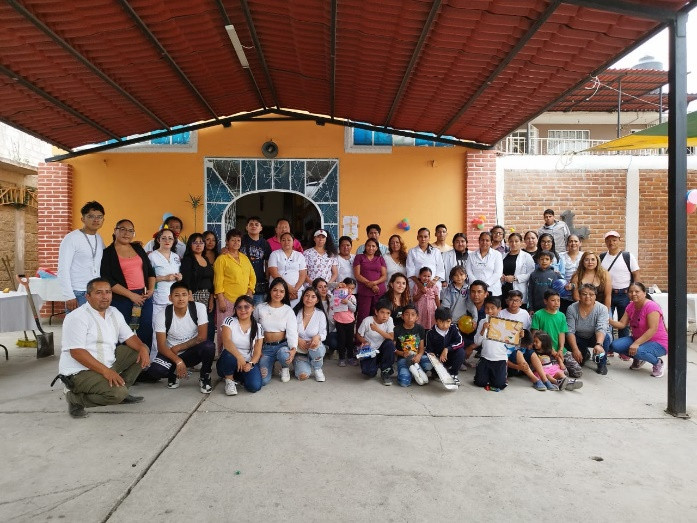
[164,302,199,335]
[599,251,633,283]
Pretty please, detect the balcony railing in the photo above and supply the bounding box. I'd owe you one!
[496,136,696,156]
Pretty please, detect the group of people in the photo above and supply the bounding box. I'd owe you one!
[55,203,669,418]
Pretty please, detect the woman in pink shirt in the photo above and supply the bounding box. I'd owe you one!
[609,282,668,378]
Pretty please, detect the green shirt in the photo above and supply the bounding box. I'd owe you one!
[531,309,568,353]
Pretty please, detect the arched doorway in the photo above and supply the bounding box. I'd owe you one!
[225,191,321,248]
[204,158,339,248]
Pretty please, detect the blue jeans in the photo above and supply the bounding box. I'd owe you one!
[111,292,154,348]
[216,351,262,393]
[610,336,666,365]
[397,354,433,387]
[259,341,291,386]
[294,343,326,378]
[252,293,265,306]
[610,291,630,338]
[66,290,87,312]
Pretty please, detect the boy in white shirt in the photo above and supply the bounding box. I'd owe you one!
[356,299,395,385]
[473,297,508,391]
[148,281,214,393]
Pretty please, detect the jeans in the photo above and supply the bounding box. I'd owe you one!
[610,291,630,338]
[359,339,395,377]
[397,354,433,387]
[216,351,262,392]
[148,341,215,378]
[259,341,291,386]
[111,292,154,348]
[570,333,611,367]
[66,290,87,312]
[325,331,339,357]
[610,336,667,365]
[293,343,326,378]
[252,293,265,306]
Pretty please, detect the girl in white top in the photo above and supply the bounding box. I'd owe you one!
[293,287,328,382]
[383,234,408,285]
[216,295,264,396]
[466,231,503,297]
[268,232,307,307]
[254,277,298,385]
[406,227,445,292]
[148,228,182,321]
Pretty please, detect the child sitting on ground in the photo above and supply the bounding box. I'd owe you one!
[506,329,558,391]
[413,267,440,330]
[473,297,509,391]
[533,331,583,391]
[356,299,396,386]
[425,307,465,386]
[333,278,357,367]
[394,304,431,387]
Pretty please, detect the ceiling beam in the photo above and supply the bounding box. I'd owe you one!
[438,0,561,137]
[239,0,280,109]
[7,0,171,130]
[384,0,441,127]
[214,0,268,109]
[0,65,122,141]
[0,116,72,152]
[561,0,676,22]
[46,108,273,162]
[329,0,337,119]
[270,108,491,149]
[116,0,221,121]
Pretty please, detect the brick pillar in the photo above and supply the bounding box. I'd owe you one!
[37,162,73,316]
[465,149,497,246]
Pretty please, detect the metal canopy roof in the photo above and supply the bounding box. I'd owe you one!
[1,0,695,155]
[551,68,697,112]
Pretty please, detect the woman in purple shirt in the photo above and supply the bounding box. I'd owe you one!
[609,282,668,378]
[353,238,387,327]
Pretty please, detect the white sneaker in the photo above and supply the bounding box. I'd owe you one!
[224,378,238,396]
[281,367,291,383]
[314,368,326,382]
[410,364,425,385]
[417,366,429,384]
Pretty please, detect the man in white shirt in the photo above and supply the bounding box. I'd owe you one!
[57,201,106,311]
[147,281,214,392]
[600,230,641,339]
[355,224,388,255]
[59,278,150,418]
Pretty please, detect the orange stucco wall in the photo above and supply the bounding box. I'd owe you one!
[65,120,470,251]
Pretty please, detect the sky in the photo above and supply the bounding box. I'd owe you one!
[612,9,697,111]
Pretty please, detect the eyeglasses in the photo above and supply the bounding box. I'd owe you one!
[236,304,252,310]
[192,241,205,245]
[85,214,104,221]
[116,227,135,234]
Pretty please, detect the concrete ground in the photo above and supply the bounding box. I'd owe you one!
[1,321,696,523]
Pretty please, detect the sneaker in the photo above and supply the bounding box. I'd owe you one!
[597,361,608,375]
[418,367,429,384]
[281,367,291,383]
[557,377,568,390]
[224,378,238,396]
[450,375,461,386]
[381,369,393,386]
[607,351,615,357]
[167,375,180,389]
[651,358,664,378]
[314,368,326,382]
[410,364,425,385]
[533,380,547,391]
[121,394,144,404]
[338,359,347,367]
[67,395,88,418]
[565,378,584,391]
[348,358,359,366]
[619,353,632,361]
[630,359,646,370]
[199,375,212,394]
[544,381,559,391]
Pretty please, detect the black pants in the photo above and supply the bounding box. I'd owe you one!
[148,341,215,378]
[336,321,355,360]
[474,358,508,389]
[360,339,395,377]
[430,346,466,377]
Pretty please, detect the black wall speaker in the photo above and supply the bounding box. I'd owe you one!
[261,141,278,158]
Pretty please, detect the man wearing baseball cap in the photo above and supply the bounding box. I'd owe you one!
[600,231,641,341]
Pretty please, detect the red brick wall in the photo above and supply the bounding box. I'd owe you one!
[639,169,697,292]
[37,162,73,316]
[466,150,497,246]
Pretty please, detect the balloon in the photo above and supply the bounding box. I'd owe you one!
[162,212,173,221]
[458,315,475,334]
[404,225,410,231]
[688,201,697,215]
[688,190,697,205]
[477,223,484,230]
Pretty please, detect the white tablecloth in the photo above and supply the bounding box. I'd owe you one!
[650,293,697,327]
[28,277,65,302]
[0,291,44,333]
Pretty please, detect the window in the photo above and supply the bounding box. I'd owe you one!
[547,130,590,154]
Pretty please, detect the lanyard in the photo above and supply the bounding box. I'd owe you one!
[80,230,99,275]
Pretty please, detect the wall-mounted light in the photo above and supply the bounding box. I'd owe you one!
[225,24,249,69]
